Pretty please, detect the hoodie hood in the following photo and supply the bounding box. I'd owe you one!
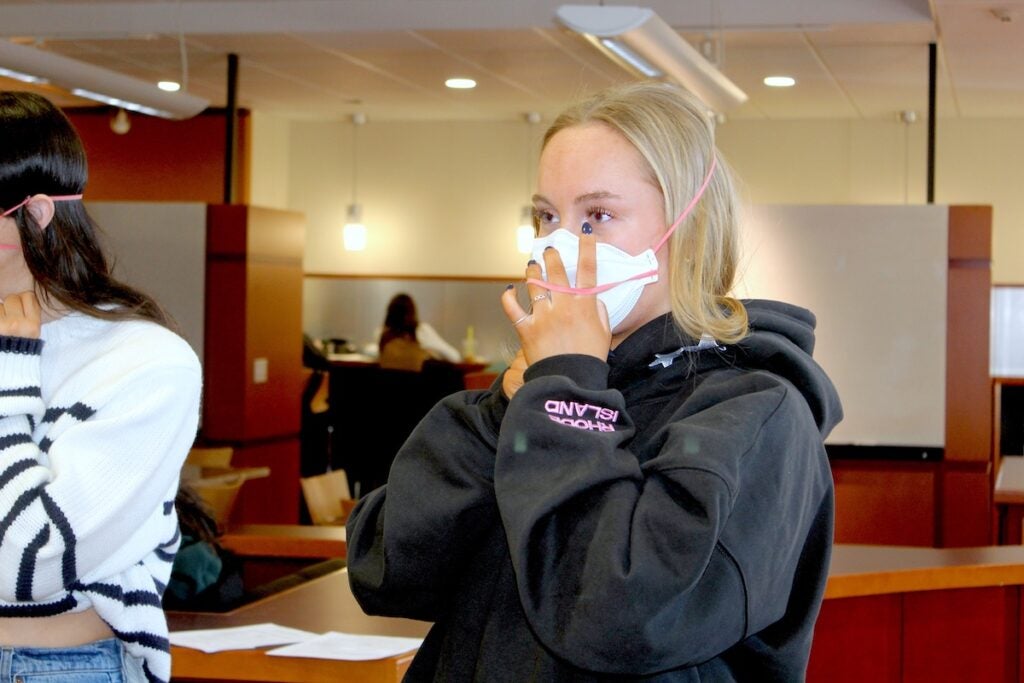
[608,299,843,439]
[734,299,842,438]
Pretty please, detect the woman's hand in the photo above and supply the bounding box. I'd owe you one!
[501,229,611,367]
[501,349,528,399]
[0,291,42,339]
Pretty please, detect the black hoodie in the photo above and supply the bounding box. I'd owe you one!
[347,300,843,682]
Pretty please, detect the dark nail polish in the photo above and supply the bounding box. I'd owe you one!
[544,245,555,251]
[505,283,514,290]
[527,259,537,266]
[582,222,593,235]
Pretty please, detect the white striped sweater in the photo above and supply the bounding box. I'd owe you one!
[0,311,202,683]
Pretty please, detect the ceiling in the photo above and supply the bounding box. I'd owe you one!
[2,0,1024,123]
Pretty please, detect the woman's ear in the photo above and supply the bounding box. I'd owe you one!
[24,194,55,230]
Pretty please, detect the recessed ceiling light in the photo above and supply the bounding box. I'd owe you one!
[445,77,476,90]
[763,76,796,88]
[158,80,181,92]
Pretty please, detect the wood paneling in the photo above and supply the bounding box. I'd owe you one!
[832,461,937,546]
[228,438,301,525]
[903,587,1018,682]
[941,206,993,546]
[66,107,250,204]
[942,466,993,547]
[808,594,901,682]
[203,205,305,441]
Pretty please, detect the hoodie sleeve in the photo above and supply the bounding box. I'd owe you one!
[345,386,506,620]
[494,352,807,674]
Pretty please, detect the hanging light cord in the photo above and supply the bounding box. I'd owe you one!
[176,0,189,90]
[351,117,359,206]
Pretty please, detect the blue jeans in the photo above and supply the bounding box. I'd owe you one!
[0,639,142,682]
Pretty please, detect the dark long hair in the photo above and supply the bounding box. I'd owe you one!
[379,293,419,349]
[0,91,169,326]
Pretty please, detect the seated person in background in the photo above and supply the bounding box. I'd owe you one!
[164,485,244,612]
[377,293,460,370]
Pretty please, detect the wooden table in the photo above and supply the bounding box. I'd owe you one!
[169,568,430,683]
[220,524,346,559]
[811,543,1024,682]
[217,524,347,593]
[174,544,1024,682]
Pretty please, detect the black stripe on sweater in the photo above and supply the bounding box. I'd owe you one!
[0,488,39,546]
[162,500,174,515]
[42,402,97,424]
[141,658,164,683]
[0,386,41,398]
[159,525,180,549]
[82,582,163,607]
[0,432,33,454]
[17,525,49,600]
[153,546,176,563]
[0,593,76,616]
[0,336,43,355]
[112,628,169,653]
[0,457,34,490]
[40,490,77,588]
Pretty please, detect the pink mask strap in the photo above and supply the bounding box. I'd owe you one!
[2,194,83,217]
[651,155,717,254]
[527,157,717,296]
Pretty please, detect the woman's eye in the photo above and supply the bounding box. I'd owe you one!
[588,207,614,223]
[534,208,558,225]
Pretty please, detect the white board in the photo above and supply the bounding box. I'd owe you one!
[735,205,948,447]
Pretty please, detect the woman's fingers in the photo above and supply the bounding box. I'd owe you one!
[0,291,42,339]
[576,225,598,291]
[501,284,528,328]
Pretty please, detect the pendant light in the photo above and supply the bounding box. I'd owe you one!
[517,112,542,253]
[343,112,368,251]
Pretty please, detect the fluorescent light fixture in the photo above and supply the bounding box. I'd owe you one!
[0,39,208,119]
[763,75,796,88]
[445,77,476,89]
[0,66,49,84]
[158,80,181,92]
[555,4,748,113]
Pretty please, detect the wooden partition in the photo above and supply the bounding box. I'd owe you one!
[202,205,306,524]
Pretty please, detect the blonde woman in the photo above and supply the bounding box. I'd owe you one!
[347,81,842,681]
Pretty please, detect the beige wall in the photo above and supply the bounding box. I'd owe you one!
[250,115,1023,284]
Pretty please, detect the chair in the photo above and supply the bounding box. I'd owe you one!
[181,447,242,532]
[300,469,354,526]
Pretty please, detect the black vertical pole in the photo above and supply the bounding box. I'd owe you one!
[224,53,239,204]
[927,42,936,204]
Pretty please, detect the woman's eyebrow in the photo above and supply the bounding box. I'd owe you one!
[531,191,622,206]
[574,191,620,204]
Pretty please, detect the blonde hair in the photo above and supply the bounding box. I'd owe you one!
[542,81,748,344]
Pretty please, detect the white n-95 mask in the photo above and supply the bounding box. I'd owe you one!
[529,229,658,331]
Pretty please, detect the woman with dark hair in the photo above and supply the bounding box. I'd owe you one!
[377,293,459,371]
[0,91,202,682]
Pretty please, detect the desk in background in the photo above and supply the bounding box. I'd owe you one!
[218,523,347,591]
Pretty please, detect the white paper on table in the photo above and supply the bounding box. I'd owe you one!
[266,631,424,661]
[169,623,318,653]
